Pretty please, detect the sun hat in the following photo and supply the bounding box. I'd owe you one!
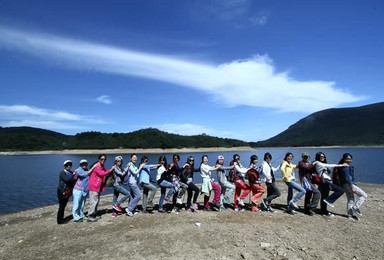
[63,160,72,166]
[217,155,224,160]
[79,159,88,165]
[301,152,310,157]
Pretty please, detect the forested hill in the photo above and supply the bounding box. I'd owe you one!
[251,102,384,147]
[0,127,249,151]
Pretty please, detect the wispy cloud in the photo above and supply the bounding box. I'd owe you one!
[95,95,112,104]
[0,27,364,113]
[0,104,103,131]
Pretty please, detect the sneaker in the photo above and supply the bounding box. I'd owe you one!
[186,208,194,213]
[192,203,199,210]
[203,207,212,211]
[323,199,335,208]
[164,197,172,203]
[87,217,98,222]
[261,198,268,209]
[176,198,183,204]
[111,213,120,217]
[147,201,154,209]
[224,196,231,204]
[267,206,275,213]
[73,218,83,223]
[113,204,122,212]
[172,208,181,213]
[126,211,134,217]
[158,209,167,214]
[305,209,315,216]
[352,206,362,216]
[237,198,245,206]
[141,209,149,214]
[322,212,335,217]
[289,200,299,210]
[234,208,244,212]
[219,205,227,211]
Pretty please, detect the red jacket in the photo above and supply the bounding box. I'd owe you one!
[88,163,111,192]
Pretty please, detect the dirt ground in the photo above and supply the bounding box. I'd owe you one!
[0,181,383,260]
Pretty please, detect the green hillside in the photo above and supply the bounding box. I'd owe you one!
[252,102,384,147]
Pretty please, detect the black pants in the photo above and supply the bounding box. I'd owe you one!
[57,190,69,224]
[318,182,344,214]
[265,182,281,205]
[186,182,200,208]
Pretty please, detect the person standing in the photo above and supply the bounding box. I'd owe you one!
[248,155,265,212]
[88,155,115,222]
[156,156,174,213]
[111,156,131,216]
[125,154,144,217]
[313,152,346,217]
[215,155,235,211]
[139,156,159,213]
[337,153,367,220]
[180,156,201,212]
[232,154,251,212]
[72,159,91,222]
[57,160,75,224]
[281,152,306,214]
[260,153,281,212]
[297,152,321,216]
[200,155,221,211]
[168,154,188,212]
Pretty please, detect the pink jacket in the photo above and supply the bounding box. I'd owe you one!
[88,163,112,192]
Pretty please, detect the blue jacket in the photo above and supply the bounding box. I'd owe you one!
[339,166,355,185]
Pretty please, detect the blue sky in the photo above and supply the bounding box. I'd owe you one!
[0,0,383,142]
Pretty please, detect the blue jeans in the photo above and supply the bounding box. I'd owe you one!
[158,180,174,210]
[127,183,142,213]
[112,184,131,207]
[285,181,306,205]
[72,189,87,221]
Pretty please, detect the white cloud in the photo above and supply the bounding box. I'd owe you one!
[0,27,364,113]
[96,95,112,104]
[0,104,104,131]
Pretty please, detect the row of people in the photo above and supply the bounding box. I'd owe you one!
[56,151,367,224]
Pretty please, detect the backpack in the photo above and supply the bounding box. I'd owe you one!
[246,168,260,185]
[105,172,115,187]
[227,160,235,182]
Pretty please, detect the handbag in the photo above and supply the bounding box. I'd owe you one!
[62,187,73,199]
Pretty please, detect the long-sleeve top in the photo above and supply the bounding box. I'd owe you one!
[139,165,157,184]
[313,161,337,181]
[338,166,355,186]
[127,163,140,185]
[113,165,128,187]
[57,169,74,193]
[281,161,297,182]
[298,161,315,182]
[233,162,248,181]
[88,164,112,192]
[261,161,279,184]
[73,167,89,196]
[181,165,199,183]
[200,163,213,195]
[216,165,234,184]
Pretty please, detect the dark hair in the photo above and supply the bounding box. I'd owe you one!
[250,155,258,165]
[233,154,240,161]
[200,155,208,165]
[338,153,353,164]
[264,152,272,161]
[158,156,167,166]
[186,156,195,166]
[98,154,107,160]
[140,156,148,163]
[315,152,327,163]
[283,152,293,161]
[130,153,137,158]
[173,154,180,161]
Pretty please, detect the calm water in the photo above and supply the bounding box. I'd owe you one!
[0,147,383,215]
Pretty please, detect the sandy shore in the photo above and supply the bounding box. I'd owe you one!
[0,181,383,259]
[0,146,254,156]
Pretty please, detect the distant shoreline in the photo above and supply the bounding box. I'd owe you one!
[0,146,254,156]
[1,145,383,156]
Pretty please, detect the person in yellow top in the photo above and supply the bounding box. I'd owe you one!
[281,152,306,214]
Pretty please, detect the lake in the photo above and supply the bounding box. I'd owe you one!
[0,147,383,215]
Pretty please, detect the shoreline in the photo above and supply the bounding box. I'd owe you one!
[1,145,383,156]
[0,146,254,156]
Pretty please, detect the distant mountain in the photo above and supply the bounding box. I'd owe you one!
[0,127,249,151]
[252,102,384,147]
